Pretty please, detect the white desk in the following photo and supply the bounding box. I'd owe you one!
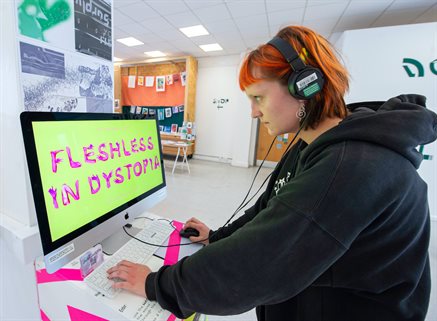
[34,214,203,321]
[161,140,191,174]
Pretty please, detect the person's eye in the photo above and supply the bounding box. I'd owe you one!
[254,96,262,103]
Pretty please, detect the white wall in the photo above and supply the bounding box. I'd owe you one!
[194,55,255,167]
[338,22,437,321]
[0,1,41,320]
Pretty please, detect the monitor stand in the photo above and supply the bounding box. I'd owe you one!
[100,225,142,255]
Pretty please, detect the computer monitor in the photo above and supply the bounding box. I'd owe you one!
[20,112,167,274]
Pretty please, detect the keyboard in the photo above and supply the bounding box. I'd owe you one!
[85,220,174,298]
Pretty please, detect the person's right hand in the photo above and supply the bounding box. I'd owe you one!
[183,217,210,245]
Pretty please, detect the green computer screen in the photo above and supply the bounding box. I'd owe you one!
[32,119,163,242]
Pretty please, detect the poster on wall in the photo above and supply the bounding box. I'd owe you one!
[145,76,154,87]
[157,109,164,120]
[74,0,112,61]
[128,75,136,88]
[166,74,173,85]
[16,0,75,50]
[156,76,165,92]
[20,41,113,112]
[180,71,186,86]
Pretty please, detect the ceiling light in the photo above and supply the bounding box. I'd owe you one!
[179,25,209,38]
[113,57,123,62]
[144,57,170,63]
[116,37,144,47]
[144,51,167,58]
[199,43,223,52]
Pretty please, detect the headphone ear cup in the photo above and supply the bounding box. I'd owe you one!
[288,68,325,100]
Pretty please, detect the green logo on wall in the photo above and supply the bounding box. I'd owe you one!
[402,58,437,77]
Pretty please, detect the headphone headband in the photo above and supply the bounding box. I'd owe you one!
[267,36,325,100]
[268,37,306,71]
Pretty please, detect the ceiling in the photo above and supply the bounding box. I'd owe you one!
[113,0,437,62]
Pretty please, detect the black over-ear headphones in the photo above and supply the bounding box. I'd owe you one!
[268,37,325,100]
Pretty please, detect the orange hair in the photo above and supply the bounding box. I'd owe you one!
[239,26,349,129]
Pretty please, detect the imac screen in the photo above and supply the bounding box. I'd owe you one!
[21,112,166,272]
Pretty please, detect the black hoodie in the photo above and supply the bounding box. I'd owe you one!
[146,94,436,321]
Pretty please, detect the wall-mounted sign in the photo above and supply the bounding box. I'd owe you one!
[402,58,437,77]
[213,98,229,109]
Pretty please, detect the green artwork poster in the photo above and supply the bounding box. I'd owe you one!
[17,0,75,50]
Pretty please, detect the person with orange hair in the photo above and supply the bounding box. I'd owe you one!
[108,26,434,321]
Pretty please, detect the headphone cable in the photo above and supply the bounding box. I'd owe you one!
[124,114,309,248]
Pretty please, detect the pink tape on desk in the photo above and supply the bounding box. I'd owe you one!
[40,309,51,321]
[36,268,84,284]
[166,314,177,321]
[67,305,109,321]
[164,221,183,266]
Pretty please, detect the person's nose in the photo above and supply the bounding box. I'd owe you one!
[251,103,262,119]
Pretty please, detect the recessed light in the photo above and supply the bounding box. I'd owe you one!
[144,51,167,58]
[116,37,144,47]
[145,57,170,63]
[199,43,223,52]
[113,57,123,62]
[179,25,209,38]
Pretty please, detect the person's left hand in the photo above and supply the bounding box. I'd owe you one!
[107,260,151,297]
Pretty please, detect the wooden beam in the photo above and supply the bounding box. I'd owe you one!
[184,56,197,123]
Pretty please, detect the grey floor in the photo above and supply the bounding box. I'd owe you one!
[150,157,271,321]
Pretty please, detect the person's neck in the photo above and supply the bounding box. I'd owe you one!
[299,117,342,145]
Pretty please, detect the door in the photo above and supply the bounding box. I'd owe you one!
[255,121,296,163]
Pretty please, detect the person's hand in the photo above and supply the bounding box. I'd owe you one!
[183,217,210,245]
[107,260,151,297]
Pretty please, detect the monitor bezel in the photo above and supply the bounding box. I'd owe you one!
[20,111,167,256]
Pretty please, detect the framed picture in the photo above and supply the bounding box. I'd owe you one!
[148,109,156,116]
[142,107,148,115]
[165,108,172,118]
[136,106,142,114]
[171,124,178,133]
[159,125,164,132]
[156,76,165,92]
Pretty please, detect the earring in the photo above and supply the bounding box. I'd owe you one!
[296,104,306,121]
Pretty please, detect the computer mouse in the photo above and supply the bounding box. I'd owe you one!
[179,227,200,238]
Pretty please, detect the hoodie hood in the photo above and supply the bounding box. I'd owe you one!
[302,94,437,169]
